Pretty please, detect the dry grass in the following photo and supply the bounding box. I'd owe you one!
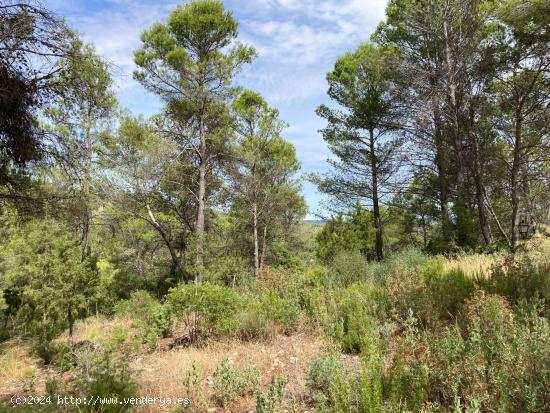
[135,333,327,412]
[444,253,504,278]
[0,339,41,397]
[519,236,550,264]
[443,237,550,278]
[55,315,134,345]
[1,325,326,412]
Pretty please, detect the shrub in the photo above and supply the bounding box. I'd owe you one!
[327,250,369,286]
[182,362,207,412]
[114,290,165,347]
[1,220,98,362]
[478,255,550,308]
[306,354,343,396]
[425,292,550,412]
[376,248,434,282]
[325,282,387,353]
[306,337,386,413]
[237,301,273,341]
[72,348,137,413]
[256,376,286,413]
[381,250,475,328]
[213,358,260,406]
[426,268,475,322]
[381,250,433,324]
[258,289,300,334]
[163,283,243,337]
[301,285,329,328]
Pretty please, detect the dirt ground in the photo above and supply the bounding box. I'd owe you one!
[1,333,328,412]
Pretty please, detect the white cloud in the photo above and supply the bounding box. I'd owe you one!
[236,0,387,103]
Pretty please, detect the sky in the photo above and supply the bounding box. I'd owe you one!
[45,0,389,219]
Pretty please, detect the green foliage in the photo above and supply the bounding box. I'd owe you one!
[213,358,259,406]
[163,283,243,336]
[325,282,387,353]
[426,268,476,322]
[424,292,550,412]
[228,90,306,271]
[315,206,375,263]
[258,290,300,334]
[328,250,369,286]
[134,0,255,99]
[236,301,273,341]
[0,220,98,361]
[114,290,166,347]
[72,348,137,412]
[256,376,286,413]
[478,255,550,307]
[306,354,343,397]
[182,362,207,412]
[453,197,478,249]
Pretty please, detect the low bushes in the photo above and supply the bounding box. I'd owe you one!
[306,246,550,412]
[256,377,286,413]
[163,282,243,337]
[236,302,273,341]
[114,290,166,347]
[424,292,550,411]
[72,346,138,413]
[307,292,550,412]
[478,255,550,308]
[324,282,387,353]
[327,250,370,286]
[213,358,259,406]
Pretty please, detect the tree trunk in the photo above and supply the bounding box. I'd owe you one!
[253,202,259,276]
[369,128,383,261]
[195,111,207,283]
[81,125,93,259]
[471,131,492,244]
[432,97,451,241]
[147,204,188,281]
[510,108,523,250]
[482,184,511,247]
[443,19,466,196]
[259,224,268,270]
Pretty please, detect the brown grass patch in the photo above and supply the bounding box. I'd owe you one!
[55,315,134,345]
[0,339,41,397]
[444,253,504,278]
[135,333,327,412]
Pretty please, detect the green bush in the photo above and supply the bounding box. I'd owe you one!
[163,283,243,336]
[213,358,259,406]
[256,376,286,413]
[114,290,166,347]
[375,248,434,282]
[1,221,99,362]
[478,255,550,308]
[426,268,475,322]
[72,348,137,413]
[325,282,387,353]
[306,338,386,413]
[327,250,369,286]
[182,362,207,412]
[258,289,300,334]
[380,250,475,328]
[306,354,343,396]
[425,292,550,412]
[237,301,273,341]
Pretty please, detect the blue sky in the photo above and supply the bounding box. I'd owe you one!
[46,0,388,218]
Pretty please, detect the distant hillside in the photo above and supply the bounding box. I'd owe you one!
[304,219,326,226]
